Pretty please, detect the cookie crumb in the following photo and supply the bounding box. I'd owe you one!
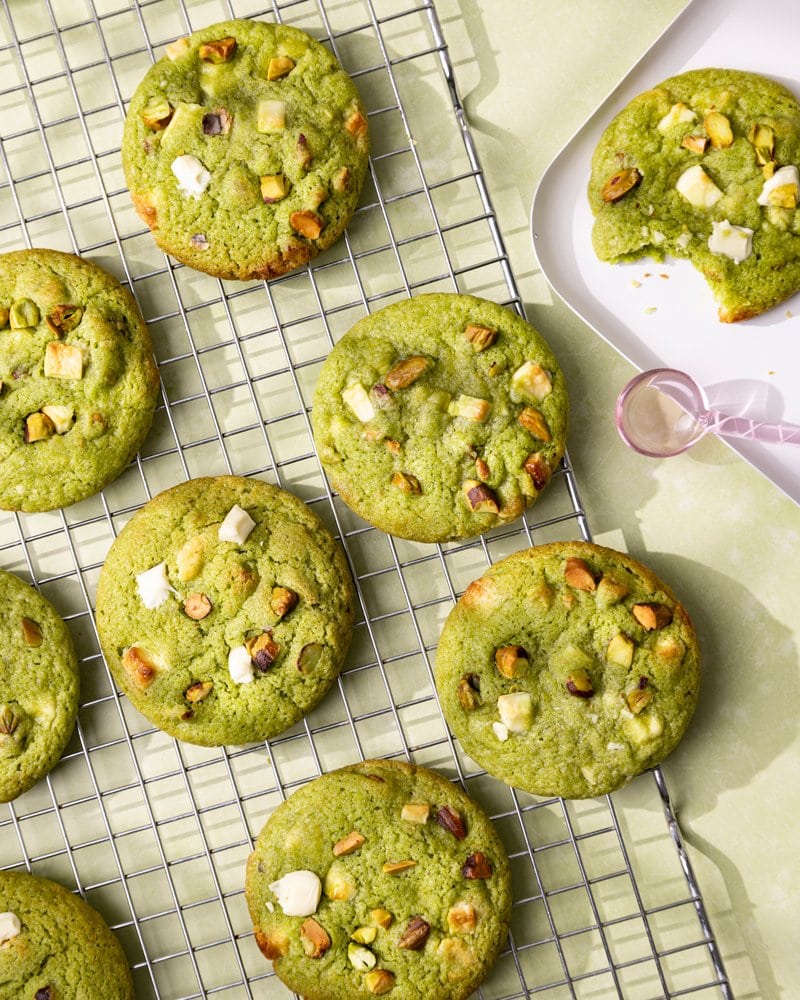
[644,306,657,315]
[630,279,641,288]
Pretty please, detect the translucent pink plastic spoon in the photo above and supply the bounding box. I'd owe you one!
[615,367,800,458]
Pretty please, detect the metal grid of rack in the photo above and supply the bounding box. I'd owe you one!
[0,0,732,997]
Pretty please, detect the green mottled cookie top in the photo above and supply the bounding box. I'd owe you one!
[312,293,568,543]
[589,68,800,321]
[435,542,700,799]
[95,476,355,747]
[0,569,79,804]
[122,18,369,280]
[0,871,134,999]
[246,759,512,1000]
[0,249,159,512]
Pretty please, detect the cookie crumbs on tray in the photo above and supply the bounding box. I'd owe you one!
[644,306,657,315]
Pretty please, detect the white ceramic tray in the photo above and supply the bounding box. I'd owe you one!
[531,0,800,504]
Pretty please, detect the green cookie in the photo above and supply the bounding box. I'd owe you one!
[312,293,568,543]
[0,871,134,999]
[95,475,355,746]
[246,759,512,1000]
[0,569,79,803]
[0,248,159,512]
[435,542,700,799]
[590,68,800,321]
[122,18,369,280]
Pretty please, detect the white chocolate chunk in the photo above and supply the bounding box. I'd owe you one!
[511,361,552,401]
[171,155,211,198]
[497,692,533,733]
[41,404,74,434]
[757,164,799,206]
[0,912,21,944]
[257,98,286,132]
[657,102,696,132]
[708,220,753,262]
[136,562,178,609]
[218,504,256,544]
[675,231,692,250]
[607,742,626,751]
[44,342,83,380]
[675,164,722,208]
[165,37,189,60]
[342,383,375,423]
[492,721,509,742]
[269,870,322,917]
[228,645,254,684]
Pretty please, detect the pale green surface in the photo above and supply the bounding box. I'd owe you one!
[439,1,800,996]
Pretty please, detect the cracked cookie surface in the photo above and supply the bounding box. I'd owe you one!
[245,758,512,1000]
[589,67,800,321]
[95,475,355,746]
[0,569,79,803]
[0,249,159,512]
[435,542,700,798]
[122,18,369,280]
[312,293,568,543]
[0,871,134,999]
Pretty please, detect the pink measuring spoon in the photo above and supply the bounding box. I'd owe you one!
[615,367,800,458]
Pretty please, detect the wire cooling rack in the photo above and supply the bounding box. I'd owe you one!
[0,1,732,997]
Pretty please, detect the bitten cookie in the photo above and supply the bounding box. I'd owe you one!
[0,871,134,999]
[435,542,700,799]
[312,293,568,543]
[589,67,800,321]
[95,476,355,746]
[0,249,159,511]
[245,759,512,1000]
[0,569,79,803]
[122,18,370,280]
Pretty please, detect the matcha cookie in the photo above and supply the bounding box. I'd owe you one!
[122,18,369,280]
[435,542,700,799]
[0,569,79,803]
[246,758,512,1000]
[590,68,800,321]
[0,249,159,512]
[95,475,355,746]
[312,293,568,543]
[0,870,134,999]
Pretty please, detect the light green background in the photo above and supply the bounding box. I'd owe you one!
[436,1,800,997]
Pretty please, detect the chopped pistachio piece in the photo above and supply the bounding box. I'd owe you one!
[382,859,417,875]
[464,322,497,351]
[351,925,378,945]
[704,111,733,149]
[565,668,594,698]
[260,173,290,203]
[657,102,696,132]
[462,480,500,514]
[332,165,350,193]
[44,342,83,380]
[461,851,492,879]
[185,680,213,704]
[21,617,43,647]
[345,109,368,137]
[631,602,673,631]
[564,556,596,591]
[681,133,709,155]
[365,970,395,995]
[290,210,324,239]
[495,644,528,679]
[41,405,74,435]
[190,234,209,251]
[270,586,298,618]
[183,593,212,620]
[323,864,355,901]
[371,908,393,929]
[300,917,331,958]
[45,304,83,336]
[518,406,550,441]
[257,98,286,132]
[199,36,237,63]
[436,805,467,840]
[512,361,552,400]
[384,355,430,390]
[348,941,377,971]
[400,802,430,824]
[333,829,365,856]
[297,642,323,673]
[748,122,775,167]
[448,394,491,422]
[121,645,158,688]
[601,166,642,202]
[267,55,295,80]
[398,916,430,951]
[625,676,653,714]
[522,452,551,490]
[342,382,375,422]
[141,97,173,130]
[246,631,279,672]
[0,306,8,328]
[9,298,39,329]
[24,412,55,443]
[457,673,480,711]
[390,471,422,494]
